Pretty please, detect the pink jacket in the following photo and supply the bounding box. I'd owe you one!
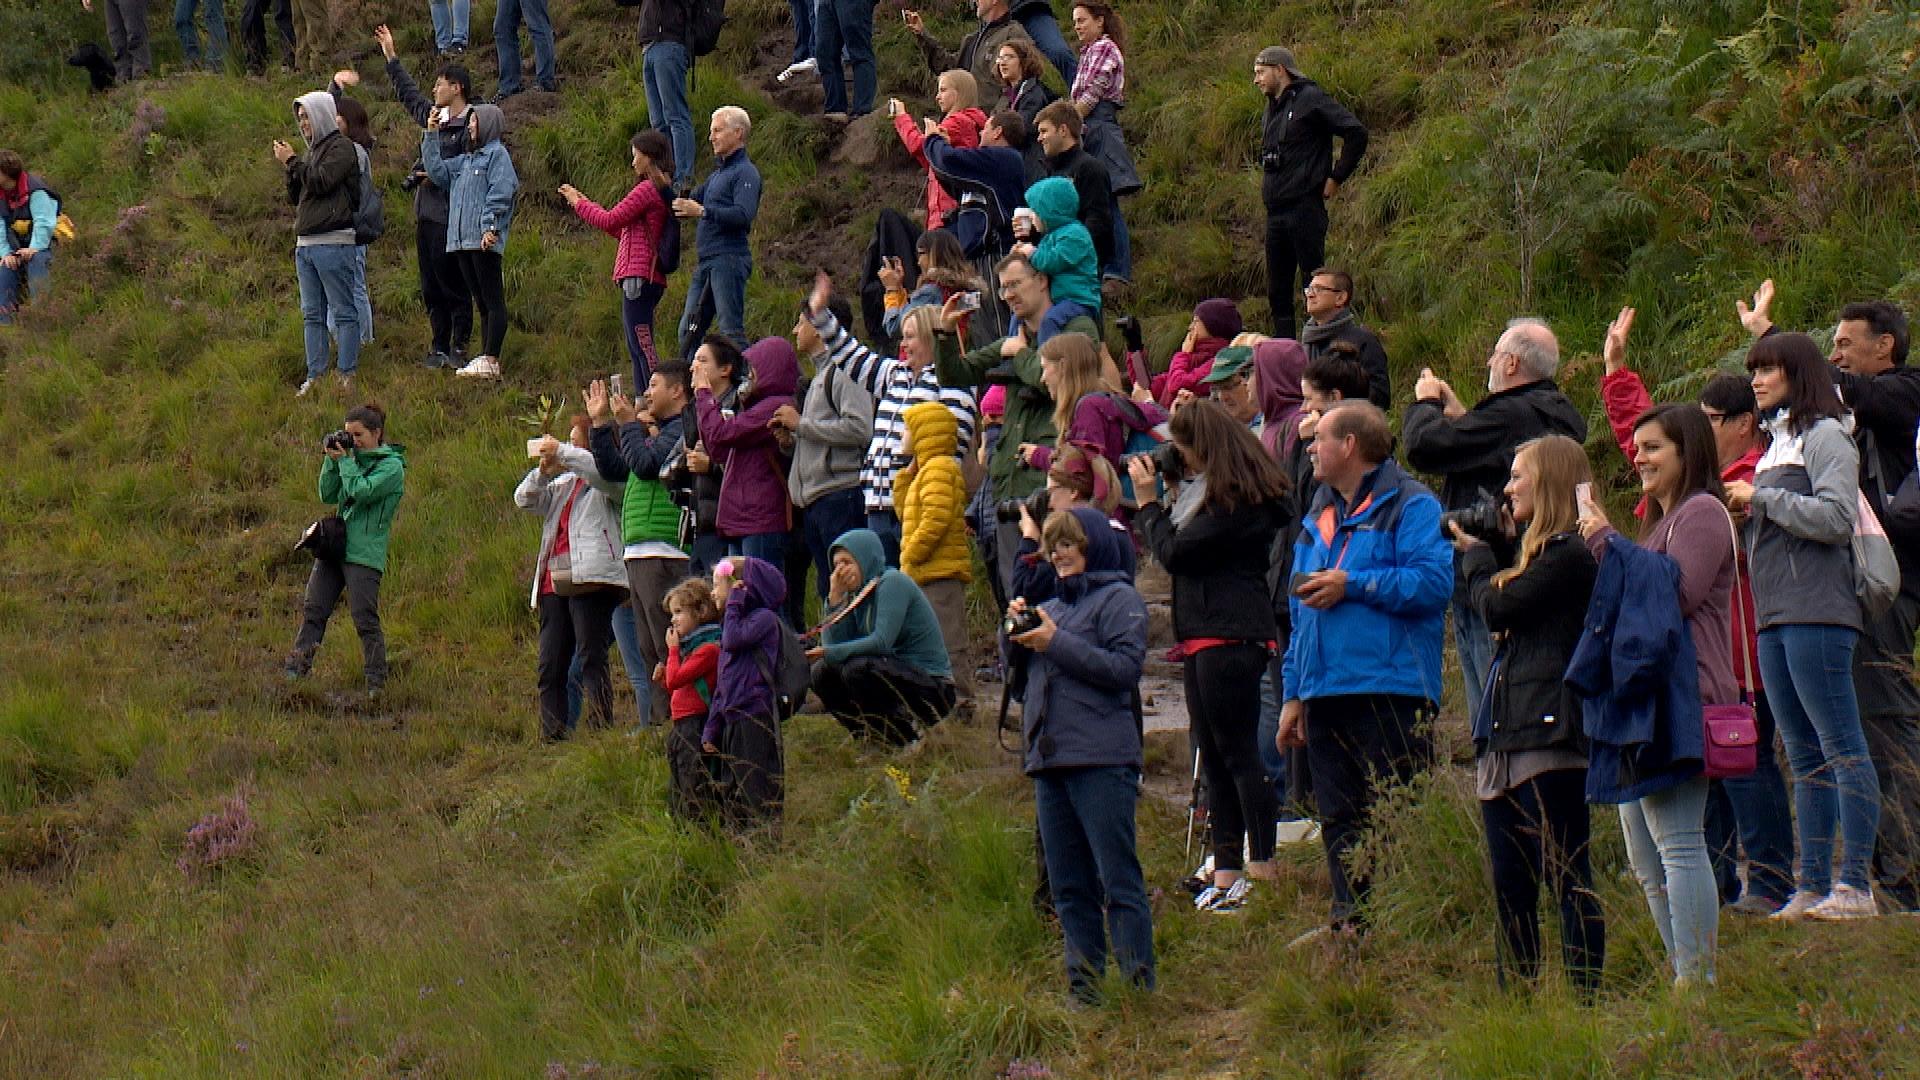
[1150,337,1226,407]
[894,107,988,228]
[571,179,669,284]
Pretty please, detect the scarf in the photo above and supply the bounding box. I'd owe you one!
[1299,308,1357,351]
[2,173,31,211]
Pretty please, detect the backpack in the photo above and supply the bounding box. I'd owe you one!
[654,183,683,275]
[1094,391,1170,505]
[688,0,727,57]
[350,144,385,246]
[754,620,813,721]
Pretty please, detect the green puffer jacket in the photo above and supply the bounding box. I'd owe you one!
[933,314,1097,499]
[319,443,407,572]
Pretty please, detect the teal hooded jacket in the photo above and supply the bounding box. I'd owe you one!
[1024,176,1100,311]
[820,529,952,678]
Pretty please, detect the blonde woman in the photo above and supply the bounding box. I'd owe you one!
[888,69,990,229]
[1450,434,1604,996]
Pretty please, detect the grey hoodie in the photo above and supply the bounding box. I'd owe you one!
[788,357,875,508]
[287,90,358,242]
[1747,413,1861,632]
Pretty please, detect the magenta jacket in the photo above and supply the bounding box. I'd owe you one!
[1029,391,1168,474]
[570,179,669,284]
[1150,336,1226,407]
[694,337,800,538]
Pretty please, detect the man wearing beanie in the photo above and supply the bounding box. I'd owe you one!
[1254,46,1367,339]
[1300,267,1391,409]
[1149,298,1244,407]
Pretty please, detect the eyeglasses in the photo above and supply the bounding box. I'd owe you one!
[1701,408,1748,425]
[1302,285,1342,296]
[1216,373,1251,391]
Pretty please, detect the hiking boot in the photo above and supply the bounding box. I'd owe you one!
[1769,889,1826,921]
[454,355,502,379]
[1726,892,1784,917]
[489,87,523,104]
[1808,883,1879,921]
[421,350,451,370]
[283,655,310,680]
[822,111,850,123]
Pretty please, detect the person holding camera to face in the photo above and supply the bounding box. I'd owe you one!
[285,404,406,700]
[1130,399,1291,913]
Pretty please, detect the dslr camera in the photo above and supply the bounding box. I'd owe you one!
[1147,440,1185,485]
[995,486,1053,528]
[1003,604,1044,639]
[322,429,355,454]
[1442,493,1509,545]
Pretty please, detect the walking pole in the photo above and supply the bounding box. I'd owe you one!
[1183,742,1202,865]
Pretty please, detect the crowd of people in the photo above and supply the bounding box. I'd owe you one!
[33,0,1920,1009]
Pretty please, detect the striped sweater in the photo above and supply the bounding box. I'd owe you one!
[811,309,977,513]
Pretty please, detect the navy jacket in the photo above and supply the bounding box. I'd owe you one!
[1566,532,1704,804]
[925,136,1028,257]
[691,149,761,260]
[1019,508,1148,774]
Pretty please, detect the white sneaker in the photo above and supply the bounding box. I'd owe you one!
[1769,889,1826,921]
[1808,883,1879,921]
[454,355,501,379]
[296,378,316,397]
[777,58,818,83]
[1200,877,1252,914]
[1276,819,1321,846]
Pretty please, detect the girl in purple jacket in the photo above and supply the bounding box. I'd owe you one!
[707,556,787,830]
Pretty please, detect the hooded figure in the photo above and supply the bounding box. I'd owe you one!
[420,102,519,254]
[287,91,359,239]
[896,401,973,586]
[1021,505,1147,769]
[694,336,801,540]
[1023,176,1100,311]
[708,555,788,825]
[1253,338,1308,460]
[815,529,957,744]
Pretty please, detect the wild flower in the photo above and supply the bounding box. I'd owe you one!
[1001,1060,1053,1079]
[885,764,915,804]
[177,790,259,877]
[128,100,167,156]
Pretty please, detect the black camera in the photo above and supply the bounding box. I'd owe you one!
[323,430,354,453]
[400,167,425,193]
[1149,440,1186,485]
[1115,314,1144,355]
[995,487,1053,527]
[1442,494,1508,544]
[1003,605,1044,639]
[1261,150,1283,171]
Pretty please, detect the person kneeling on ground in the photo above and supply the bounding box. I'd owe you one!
[808,529,957,746]
[285,404,406,700]
[1008,506,1154,1003]
[0,150,61,325]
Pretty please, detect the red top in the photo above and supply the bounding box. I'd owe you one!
[663,637,722,721]
[570,179,668,285]
[540,479,583,596]
[894,107,987,229]
[1600,367,1762,691]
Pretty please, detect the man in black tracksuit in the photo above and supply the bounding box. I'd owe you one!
[1253,46,1367,340]
[1400,318,1585,730]
[375,24,476,370]
[1743,285,1920,912]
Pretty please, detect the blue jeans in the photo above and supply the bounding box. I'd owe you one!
[429,0,471,50]
[328,244,373,344]
[688,532,728,578]
[729,531,790,576]
[1704,692,1795,904]
[786,0,813,63]
[643,42,695,189]
[295,244,361,379]
[866,509,902,567]
[1619,776,1717,984]
[1105,204,1132,282]
[0,247,50,323]
[813,0,875,114]
[679,252,752,356]
[1038,299,1098,343]
[1016,8,1077,86]
[174,0,228,66]
[1452,591,1493,724]
[1034,766,1155,996]
[1759,623,1882,892]
[803,488,866,597]
[494,0,556,93]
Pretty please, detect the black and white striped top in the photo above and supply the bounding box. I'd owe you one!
[812,309,978,513]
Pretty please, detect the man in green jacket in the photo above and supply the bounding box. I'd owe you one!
[286,404,406,699]
[933,251,1096,595]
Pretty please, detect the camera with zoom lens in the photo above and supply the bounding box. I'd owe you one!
[323,429,355,454]
[1115,314,1144,354]
[1148,440,1186,485]
[994,487,1053,527]
[1003,605,1044,639]
[1442,494,1508,545]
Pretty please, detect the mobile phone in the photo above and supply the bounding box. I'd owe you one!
[610,373,624,399]
[1575,481,1596,514]
[527,437,546,459]
[955,291,982,313]
[1290,571,1314,595]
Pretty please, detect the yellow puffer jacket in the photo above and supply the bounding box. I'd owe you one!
[895,401,973,585]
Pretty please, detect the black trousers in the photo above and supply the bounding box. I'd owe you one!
[290,559,386,688]
[1855,590,1920,909]
[812,655,955,746]
[718,711,784,830]
[1480,767,1605,995]
[1185,643,1276,871]
[1263,198,1328,340]
[456,248,508,358]
[536,588,623,740]
[239,0,293,72]
[416,218,473,355]
[666,715,720,819]
[1304,693,1432,928]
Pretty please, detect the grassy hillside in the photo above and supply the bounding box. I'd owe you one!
[5,0,1920,1075]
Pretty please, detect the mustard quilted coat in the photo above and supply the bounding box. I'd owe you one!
[894,401,973,585]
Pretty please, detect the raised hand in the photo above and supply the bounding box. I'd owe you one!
[333,68,361,89]
[1737,279,1776,338]
[1603,305,1635,375]
[877,256,905,291]
[902,10,925,34]
[809,269,833,314]
[584,378,610,422]
[374,24,397,60]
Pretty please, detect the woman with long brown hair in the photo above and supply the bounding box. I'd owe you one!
[1452,434,1605,994]
[1021,332,1167,479]
[1128,400,1290,912]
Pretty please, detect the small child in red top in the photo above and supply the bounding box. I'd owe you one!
[656,578,723,819]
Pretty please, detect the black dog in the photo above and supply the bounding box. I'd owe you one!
[68,43,116,93]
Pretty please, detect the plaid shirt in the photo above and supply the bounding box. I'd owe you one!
[812,309,978,513]
[1071,36,1125,109]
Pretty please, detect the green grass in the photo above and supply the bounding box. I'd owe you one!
[6,0,1920,1074]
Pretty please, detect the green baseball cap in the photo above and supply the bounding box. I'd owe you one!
[1202,346,1255,384]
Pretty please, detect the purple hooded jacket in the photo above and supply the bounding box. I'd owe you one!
[706,555,787,744]
[695,337,801,538]
[1253,339,1308,460]
[1028,392,1169,474]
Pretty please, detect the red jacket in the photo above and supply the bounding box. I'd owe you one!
[894,107,987,229]
[663,634,721,721]
[1599,367,1763,691]
[1150,337,1226,407]
[570,179,669,284]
